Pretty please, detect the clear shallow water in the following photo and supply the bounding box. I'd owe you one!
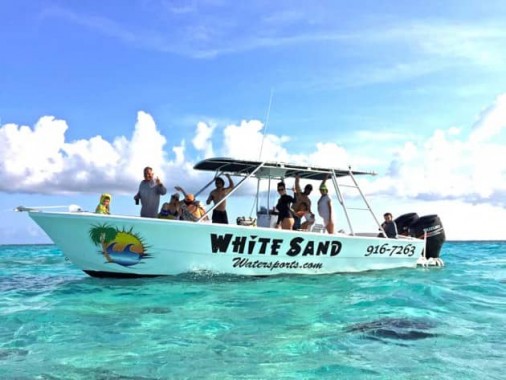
[0,242,504,379]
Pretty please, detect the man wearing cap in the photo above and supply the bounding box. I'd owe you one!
[317,175,334,234]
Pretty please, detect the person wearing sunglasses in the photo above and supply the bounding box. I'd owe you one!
[275,182,295,230]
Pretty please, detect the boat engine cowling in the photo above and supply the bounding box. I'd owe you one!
[394,213,446,259]
[409,214,446,259]
[394,213,420,236]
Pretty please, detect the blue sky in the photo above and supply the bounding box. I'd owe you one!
[2,0,506,243]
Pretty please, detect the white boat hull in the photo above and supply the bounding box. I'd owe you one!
[29,211,426,277]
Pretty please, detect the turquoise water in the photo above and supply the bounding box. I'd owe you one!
[0,242,504,379]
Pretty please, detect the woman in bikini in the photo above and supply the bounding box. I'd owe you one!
[275,182,295,230]
[158,193,181,220]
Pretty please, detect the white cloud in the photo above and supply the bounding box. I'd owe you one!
[222,119,290,161]
[0,116,67,185]
[126,111,168,176]
[470,93,506,143]
[1,95,506,212]
[408,23,506,67]
[173,141,186,165]
[0,111,172,194]
[365,94,506,206]
[307,142,349,168]
[192,121,215,157]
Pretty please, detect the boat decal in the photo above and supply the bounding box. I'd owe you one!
[365,243,417,257]
[210,233,342,257]
[232,258,323,271]
[89,224,150,267]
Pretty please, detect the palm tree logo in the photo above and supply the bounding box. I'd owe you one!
[89,224,149,266]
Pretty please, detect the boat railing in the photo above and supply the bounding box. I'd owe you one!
[191,159,384,234]
[195,161,268,222]
[331,168,384,236]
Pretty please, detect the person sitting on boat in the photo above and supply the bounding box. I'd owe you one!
[379,212,398,238]
[180,194,208,222]
[157,194,181,220]
[95,193,111,214]
[206,174,234,224]
[292,175,315,230]
[134,166,167,218]
[175,186,209,222]
[317,175,334,234]
[275,182,295,230]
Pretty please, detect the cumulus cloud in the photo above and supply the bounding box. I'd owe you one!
[1,96,506,210]
[369,94,506,206]
[307,142,349,168]
[222,119,290,161]
[192,121,216,157]
[0,111,174,194]
[0,116,67,186]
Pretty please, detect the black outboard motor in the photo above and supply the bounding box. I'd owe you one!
[409,215,446,259]
[394,213,419,236]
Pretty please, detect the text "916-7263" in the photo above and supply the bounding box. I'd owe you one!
[365,243,416,257]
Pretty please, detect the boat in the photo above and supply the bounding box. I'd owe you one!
[18,158,446,278]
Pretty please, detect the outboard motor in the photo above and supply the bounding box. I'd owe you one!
[394,213,419,236]
[409,215,446,259]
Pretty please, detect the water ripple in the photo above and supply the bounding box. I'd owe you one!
[0,242,504,379]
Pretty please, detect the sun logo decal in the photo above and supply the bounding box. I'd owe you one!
[89,224,150,267]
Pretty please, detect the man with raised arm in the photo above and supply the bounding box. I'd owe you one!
[134,166,167,218]
[292,174,315,230]
[206,174,234,224]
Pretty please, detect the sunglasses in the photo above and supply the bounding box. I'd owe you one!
[277,188,285,191]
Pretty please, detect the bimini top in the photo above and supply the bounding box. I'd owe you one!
[193,157,375,181]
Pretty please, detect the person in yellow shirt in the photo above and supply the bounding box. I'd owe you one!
[95,193,111,214]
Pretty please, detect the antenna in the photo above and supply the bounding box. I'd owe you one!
[258,88,274,160]
[251,89,274,218]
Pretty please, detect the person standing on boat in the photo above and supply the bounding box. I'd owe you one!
[275,182,295,230]
[379,212,398,238]
[317,175,334,234]
[206,174,234,224]
[292,175,315,230]
[134,166,167,218]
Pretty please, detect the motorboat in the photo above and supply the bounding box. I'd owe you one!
[19,158,445,277]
